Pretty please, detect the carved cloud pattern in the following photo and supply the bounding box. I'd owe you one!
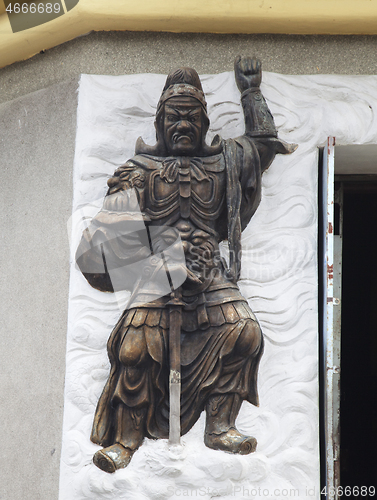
[60,71,377,499]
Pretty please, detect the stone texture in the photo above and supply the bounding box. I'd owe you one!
[0,78,78,500]
[62,70,321,500]
[1,32,377,105]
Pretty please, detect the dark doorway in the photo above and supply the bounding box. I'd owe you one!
[339,179,377,487]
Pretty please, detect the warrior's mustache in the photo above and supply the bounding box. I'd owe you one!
[172,132,194,144]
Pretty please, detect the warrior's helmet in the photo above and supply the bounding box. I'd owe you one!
[136,67,222,157]
[157,67,208,115]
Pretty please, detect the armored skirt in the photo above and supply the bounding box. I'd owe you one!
[91,279,264,446]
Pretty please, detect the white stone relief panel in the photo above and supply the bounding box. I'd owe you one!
[60,71,377,500]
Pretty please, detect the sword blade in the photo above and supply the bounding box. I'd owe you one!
[169,303,182,445]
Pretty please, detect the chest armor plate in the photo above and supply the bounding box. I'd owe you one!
[143,154,226,227]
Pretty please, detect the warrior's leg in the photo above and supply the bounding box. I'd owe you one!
[94,326,148,473]
[204,319,262,454]
[93,404,146,473]
[204,393,257,454]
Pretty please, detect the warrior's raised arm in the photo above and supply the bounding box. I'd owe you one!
[234,55,296,171]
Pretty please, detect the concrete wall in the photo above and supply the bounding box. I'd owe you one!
[0,79,77,499]
[1,31,377,499]
[2,32,377,106]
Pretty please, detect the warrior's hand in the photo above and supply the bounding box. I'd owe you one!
[234,56,262,93]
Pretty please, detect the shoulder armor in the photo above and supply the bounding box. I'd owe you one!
[107,160,146,194]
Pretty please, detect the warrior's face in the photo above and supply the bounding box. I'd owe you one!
[163,96,203,156]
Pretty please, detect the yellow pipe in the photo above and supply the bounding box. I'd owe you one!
[1,0,377,69]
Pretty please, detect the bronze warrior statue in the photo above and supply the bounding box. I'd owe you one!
[76,57,295,473]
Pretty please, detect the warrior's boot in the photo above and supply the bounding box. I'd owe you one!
[204,394,257,454]
[93,405,146,473]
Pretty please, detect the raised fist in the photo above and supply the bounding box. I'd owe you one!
[234,56,262,93]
